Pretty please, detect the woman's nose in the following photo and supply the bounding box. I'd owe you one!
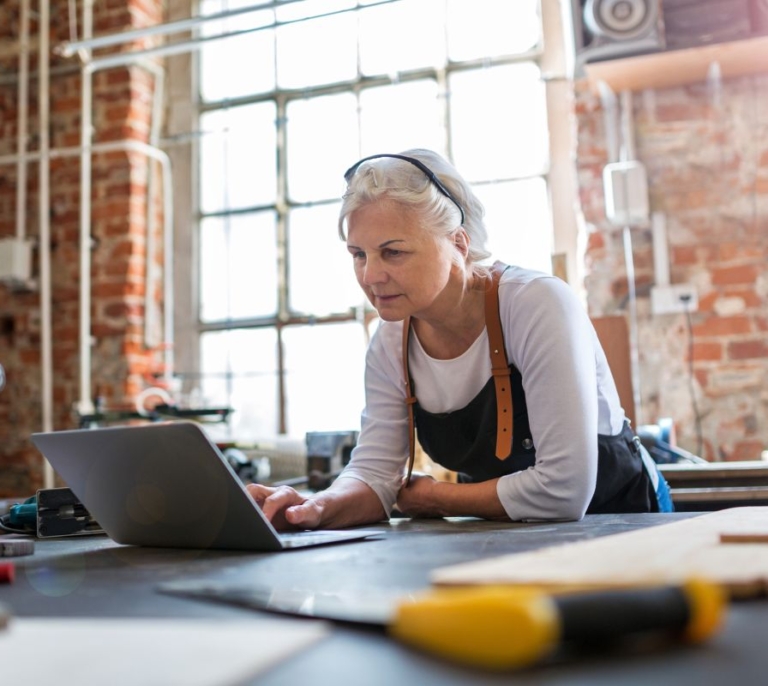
[362,258,387,285]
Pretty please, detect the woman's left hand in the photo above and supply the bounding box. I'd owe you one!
[396,474,509,521]
[395,473,445,518]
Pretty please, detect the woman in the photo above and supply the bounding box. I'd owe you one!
[247,149,673,529]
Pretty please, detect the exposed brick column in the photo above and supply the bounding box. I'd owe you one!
[0,0,165,496]
[574,77,768,462]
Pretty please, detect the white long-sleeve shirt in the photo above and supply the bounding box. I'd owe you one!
[336,266,627,521]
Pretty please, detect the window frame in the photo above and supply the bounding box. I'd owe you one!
[166,0,577,437]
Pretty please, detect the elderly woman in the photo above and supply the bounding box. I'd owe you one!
[247,149,672,529]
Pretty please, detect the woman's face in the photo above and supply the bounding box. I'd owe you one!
[346,200,463,322]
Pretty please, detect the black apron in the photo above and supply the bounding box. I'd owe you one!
[403,262,659,514]
[413,371,659,514]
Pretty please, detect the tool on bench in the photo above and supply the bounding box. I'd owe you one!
[1,487,103,539]
[160,577,726,670]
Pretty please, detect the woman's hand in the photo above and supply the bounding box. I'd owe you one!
[396,475,510,521]
[395,473,445,518]
[246,484,324,531]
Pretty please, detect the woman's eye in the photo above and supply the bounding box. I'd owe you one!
[383,249,402,258]
[351,251,365,260]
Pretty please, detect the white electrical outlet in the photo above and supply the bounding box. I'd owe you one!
[651,284,698,315]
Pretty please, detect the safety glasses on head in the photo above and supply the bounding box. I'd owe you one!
[343,153,465,226]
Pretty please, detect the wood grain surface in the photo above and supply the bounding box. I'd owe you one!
[432,507,768,598]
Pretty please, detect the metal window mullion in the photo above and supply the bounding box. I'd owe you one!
[199,310,359,333]
[197,51,541,113]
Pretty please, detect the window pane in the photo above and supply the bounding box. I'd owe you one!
[200,212,278,322]
[288,203,363,315]
[200,328,279,441]
[283,322,367,436]
[286,93,359,202]
[199,1,275,101]
[359,0,445,76]
[450,63,548,182]
[446,0,541,61]
[276,12,357,89]
[360,80,444,155]
[473,178,553,274]
[199,102,277,213]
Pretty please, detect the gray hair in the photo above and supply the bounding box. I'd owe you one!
[338,149,491,270]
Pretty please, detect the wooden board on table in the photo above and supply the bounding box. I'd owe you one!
[431,508,768,598]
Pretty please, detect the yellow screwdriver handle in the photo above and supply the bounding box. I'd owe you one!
[389,578,726,670]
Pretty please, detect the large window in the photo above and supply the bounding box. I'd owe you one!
[195,0,552,441]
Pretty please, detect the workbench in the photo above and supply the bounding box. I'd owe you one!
[2,513,768,685]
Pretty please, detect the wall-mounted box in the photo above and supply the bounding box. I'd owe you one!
[603,161,649,227]
[0,237,33,283]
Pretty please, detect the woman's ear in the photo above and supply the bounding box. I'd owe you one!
[453,228,470,257]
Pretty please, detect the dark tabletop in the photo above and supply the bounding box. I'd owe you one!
[2,512,767,685]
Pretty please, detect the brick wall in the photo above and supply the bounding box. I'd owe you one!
[575,76,768,461]
[0,0,164,496]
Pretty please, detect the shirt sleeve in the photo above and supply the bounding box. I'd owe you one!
[495,275,600,522]
[334,322,408,515]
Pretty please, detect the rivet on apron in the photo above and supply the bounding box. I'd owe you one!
[522,438,533,450]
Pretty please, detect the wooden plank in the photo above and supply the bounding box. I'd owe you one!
[584,36,768,93]
[591,315,635,427]
[431,507,768,598]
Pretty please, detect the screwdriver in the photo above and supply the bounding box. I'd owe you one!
[389,578,726,670]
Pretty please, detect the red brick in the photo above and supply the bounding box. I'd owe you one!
[711,264,760,286]
[692,315,752,338]
[696,292,718,313]
[692,341,723,362]
[671,245,697,265]
[728,338,768,360]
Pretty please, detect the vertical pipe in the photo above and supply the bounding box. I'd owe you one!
[620,90,636,162]
[16,0,30,241]
[162,156,175,388]
[78,0,95,416]
[598,81,620,164]
[618,90,643,426]
[143,63,165,368]
[39,0,55,488]
[622,225,642,427]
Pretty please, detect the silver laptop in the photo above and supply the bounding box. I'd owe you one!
[31,421,380,551]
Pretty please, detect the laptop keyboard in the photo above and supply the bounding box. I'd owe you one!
[278,529,379,548]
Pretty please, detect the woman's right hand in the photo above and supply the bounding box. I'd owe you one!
[245,483,324,531]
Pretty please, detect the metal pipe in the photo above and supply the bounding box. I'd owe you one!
[143,64,164,354]
[16,0,30,241]
[39,0,55,489]
[597,80,620,164]
[620,90,636,162]
[0,140,174,169]
[58,0,323,56]
[77,1,95,417]
[617,89,643,426]
[84,0,399,72]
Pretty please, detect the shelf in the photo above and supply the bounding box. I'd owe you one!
[584,35,768,93]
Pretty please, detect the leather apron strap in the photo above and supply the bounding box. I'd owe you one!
[487,261,513,459]
[402,316,418,484]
